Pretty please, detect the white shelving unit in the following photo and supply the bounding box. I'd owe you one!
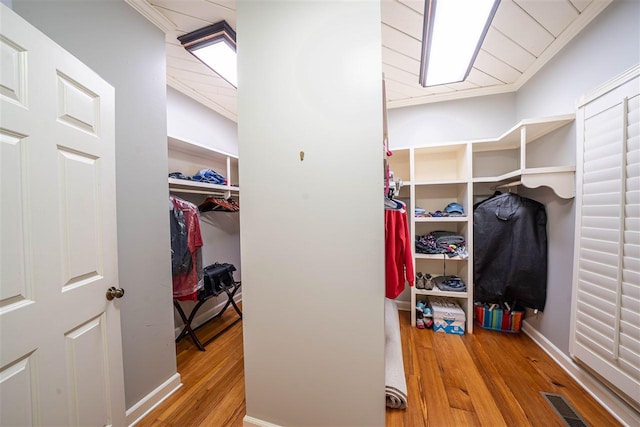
[387,114,576,332]
[167,136,239,197]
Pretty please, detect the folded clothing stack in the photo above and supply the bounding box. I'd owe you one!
[169,169,227,185]
[433,275,466,292]
[415,231,467,258]
[192,168,226,185]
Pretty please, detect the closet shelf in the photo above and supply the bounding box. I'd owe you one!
[414,288,468,298]
[415,254,466,261]
[474,166,575,199]
[168,136,239,198]
[414,179,467,186]
[520,166,576,199]
[473,170,522,183]
[168,136,238,161]
[472,113,575,152]
[168,178,240,196]
[415,217,468,223]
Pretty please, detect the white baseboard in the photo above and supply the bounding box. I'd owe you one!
[396,300,411,311]
[126,373,182,427]
[522,320,640,427]
[174,293,242,338]
[243,415,283,427]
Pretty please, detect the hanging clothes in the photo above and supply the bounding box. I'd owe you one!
[473,192,547,310]
[385,199,414,299]
[170,196,204,301]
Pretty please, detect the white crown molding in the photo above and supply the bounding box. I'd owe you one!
[124,0,176,33]
[167,75,238,122]
[387,83,517,109]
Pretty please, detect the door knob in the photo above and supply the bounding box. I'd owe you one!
[106,286,125,301]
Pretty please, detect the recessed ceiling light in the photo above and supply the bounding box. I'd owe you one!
[178,21,237,88]
[420,0,500,87]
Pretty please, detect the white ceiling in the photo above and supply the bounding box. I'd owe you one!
[126,0,612,123]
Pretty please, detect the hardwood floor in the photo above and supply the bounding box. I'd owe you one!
[137,307,620,427]
[386,311,621,427]
[136,305,246,427]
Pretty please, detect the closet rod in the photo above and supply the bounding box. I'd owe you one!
[493,180,521,190]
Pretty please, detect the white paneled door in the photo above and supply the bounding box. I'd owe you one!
[0,5,125,426]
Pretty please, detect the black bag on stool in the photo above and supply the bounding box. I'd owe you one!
[201,263,237,297]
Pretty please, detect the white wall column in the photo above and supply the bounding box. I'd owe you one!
[237,1,385,426]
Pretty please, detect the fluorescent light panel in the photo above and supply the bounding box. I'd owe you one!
[178,21,237,87]
[420,0,500,87]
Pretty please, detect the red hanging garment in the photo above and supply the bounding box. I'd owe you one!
[384,208,414,299]
[170,196,203,301]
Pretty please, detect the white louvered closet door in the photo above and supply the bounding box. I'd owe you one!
[572,65,640,407]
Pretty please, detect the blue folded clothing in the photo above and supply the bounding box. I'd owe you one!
[192,168,226,185]
[434,275,467,292]
[168,171,192,180]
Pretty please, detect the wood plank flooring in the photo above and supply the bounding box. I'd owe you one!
[386,311,621,427]
[136,305,246,427]
[137,307,621,427]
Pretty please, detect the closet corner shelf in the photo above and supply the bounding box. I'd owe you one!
[472,113,575,152]
[414,288,468,298]
[473,166,576,199]
[520,166,576,199]
[168,178,240,196]
[415,254,466,261]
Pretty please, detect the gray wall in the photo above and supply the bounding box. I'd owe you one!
[388,92,516,148]
[13,0,177,410]
[514,0,640,354]
[238,1,385,425]
[167,87,238,156]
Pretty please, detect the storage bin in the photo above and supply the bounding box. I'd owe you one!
[430,298,465,335]
[474,304,524,333]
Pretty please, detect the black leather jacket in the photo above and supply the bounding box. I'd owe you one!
[473,193,547,310]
